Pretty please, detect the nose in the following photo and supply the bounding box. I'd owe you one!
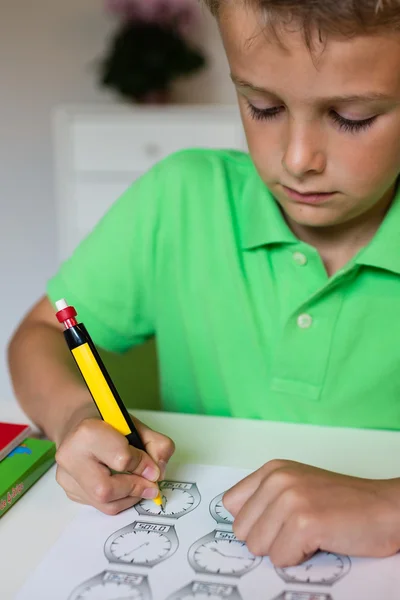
[282,121,326,179]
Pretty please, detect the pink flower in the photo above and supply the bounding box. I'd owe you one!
[105,0,202,36]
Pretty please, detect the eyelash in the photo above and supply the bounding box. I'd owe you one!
[246,102,377,133]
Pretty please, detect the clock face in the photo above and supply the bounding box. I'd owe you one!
[276,552,351,585]
[214,499,234,525]
[193,539,258,575]
[109,529,171,564]
[73,582,142,600]
[138,488,195,517]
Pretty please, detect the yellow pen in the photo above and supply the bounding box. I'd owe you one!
[55,298,164,509]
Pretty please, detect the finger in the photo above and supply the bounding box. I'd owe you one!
[67,494,87,504]
[92,421,161,480]
[242,496,292,556]
[69,489,142,515]
[223,470,269,517]
[59,446,160,504]
[133,417,175,470]
[56,466,86,502]
[233,479,286,543]
[236,467,320,554]
[59,420,161,482]
[268,513,320,568]
[66,489,140,515]
[94,495,141,517]
[224,459,291,517]
[57,461,160,508]
[90,469,160,504]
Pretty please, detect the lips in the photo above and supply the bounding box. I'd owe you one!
[282,185,336,205]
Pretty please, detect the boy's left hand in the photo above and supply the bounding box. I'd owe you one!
[223,460,400,567]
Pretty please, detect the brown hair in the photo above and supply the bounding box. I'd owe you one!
[203,0,400,39]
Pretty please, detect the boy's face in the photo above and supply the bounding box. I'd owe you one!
[219,6,400,230]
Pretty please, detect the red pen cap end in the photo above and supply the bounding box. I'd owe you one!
[55,298,77,325]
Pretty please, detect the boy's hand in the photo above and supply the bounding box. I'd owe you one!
[223,460,400,567]
[55,415,175,515]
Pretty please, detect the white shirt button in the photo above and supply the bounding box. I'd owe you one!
[293,252,308,266]
[297,313,313,329]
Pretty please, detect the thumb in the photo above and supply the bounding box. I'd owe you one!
[132,417,175,479]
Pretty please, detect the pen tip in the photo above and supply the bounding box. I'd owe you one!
[153,492,163,508]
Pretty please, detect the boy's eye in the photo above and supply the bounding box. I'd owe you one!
[246,100,377,134]
[330,111,377,133]
[246,101,283,121]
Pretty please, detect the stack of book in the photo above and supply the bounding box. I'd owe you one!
[0,422,56,518]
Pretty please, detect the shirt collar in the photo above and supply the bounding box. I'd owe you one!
[241,169,400,275]
[355,185,400,275]
[240,168,297,249]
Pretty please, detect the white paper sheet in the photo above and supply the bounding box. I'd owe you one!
[15,463,400,600]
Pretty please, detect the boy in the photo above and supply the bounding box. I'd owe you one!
[7,0,400,568]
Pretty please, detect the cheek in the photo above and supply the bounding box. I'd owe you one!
[338,130,400,196]
[238,97,282,174]
[241,121,283,177]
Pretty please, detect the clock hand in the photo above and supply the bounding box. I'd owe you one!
[122,541,151,558]
[209,547,250,560]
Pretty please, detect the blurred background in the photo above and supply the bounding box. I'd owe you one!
[0,0,244,408]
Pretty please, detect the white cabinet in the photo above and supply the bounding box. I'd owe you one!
[53,104,247,262]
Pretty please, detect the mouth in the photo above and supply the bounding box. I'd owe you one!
[281,185,336,205]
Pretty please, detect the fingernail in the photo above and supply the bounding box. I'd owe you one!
[142,466,159,482]
[158,460,168,481]
[142,488,158,500]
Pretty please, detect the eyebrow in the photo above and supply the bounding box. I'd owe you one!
[230,74,395,104]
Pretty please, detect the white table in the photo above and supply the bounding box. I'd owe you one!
[1,399,400,600]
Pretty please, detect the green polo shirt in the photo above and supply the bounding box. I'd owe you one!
[47,149,400,430]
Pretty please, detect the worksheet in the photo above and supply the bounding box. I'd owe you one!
[15,464,400,600]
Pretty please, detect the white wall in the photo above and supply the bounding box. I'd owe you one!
[172,5,236,105]
[0,1,235,402]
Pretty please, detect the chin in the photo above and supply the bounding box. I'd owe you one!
[291,217,339,228]
[281,204,340,229]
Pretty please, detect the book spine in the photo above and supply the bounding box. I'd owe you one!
[0,452,55,518]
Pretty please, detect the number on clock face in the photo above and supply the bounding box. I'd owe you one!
[193,539,258,575]
[276,552,351,585]
[110,529,171,564]
[138,488,195,517]
[74,581,143,600]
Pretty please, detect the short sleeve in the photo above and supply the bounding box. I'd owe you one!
[47,157,167,353]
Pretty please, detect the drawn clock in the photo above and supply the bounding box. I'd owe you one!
[67,570,152,600]
[166,580,243,600]
[136,481,201,520]
[275,552,351,586]
[188,529,262,577]
[188,492,261,578]
[104,521,178,568]
[209,492,234,529]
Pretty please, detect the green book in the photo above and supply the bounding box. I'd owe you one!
[0,437,56,518]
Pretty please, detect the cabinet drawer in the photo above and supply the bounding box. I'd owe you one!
[55,105,247,262]
[71,112,245,173]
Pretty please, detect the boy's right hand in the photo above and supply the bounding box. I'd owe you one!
[55,415,175,515]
